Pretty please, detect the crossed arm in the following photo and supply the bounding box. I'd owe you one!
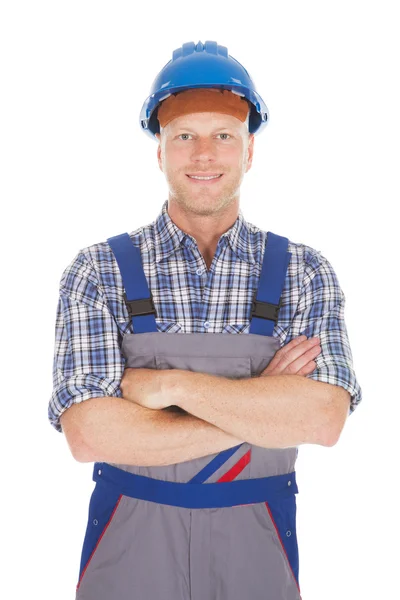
[61,336,350,465]
[120,336,351,449]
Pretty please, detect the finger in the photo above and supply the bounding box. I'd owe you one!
[287,335,308,346]
[296,360,317,376]
[271,337,320,372]
[295,360,317,377]
[283,345,321,375]
[264,335,309,371]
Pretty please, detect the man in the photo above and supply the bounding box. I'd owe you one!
[49,41,362,600]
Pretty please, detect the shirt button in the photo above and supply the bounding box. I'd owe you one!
[286,530,292,537]
[204,322,210,329]
[196,268,204,276]
[287,480,291,486]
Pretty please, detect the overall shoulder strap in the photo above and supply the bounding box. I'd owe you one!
[107,233,157,333]
[249,232,292,336]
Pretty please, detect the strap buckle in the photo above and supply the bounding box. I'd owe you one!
[251,296,282,323]
[123,292,157,318]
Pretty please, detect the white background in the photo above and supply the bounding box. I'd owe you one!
[1,1,398,599]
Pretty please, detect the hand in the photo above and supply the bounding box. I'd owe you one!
[260,335,321,377]
[120,367,173,410]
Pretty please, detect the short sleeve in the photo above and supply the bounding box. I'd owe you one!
[48,251,125,433]
[283,250,362,416]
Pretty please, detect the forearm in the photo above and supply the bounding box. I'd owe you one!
[73,396,244,466]
[170,372,337,448]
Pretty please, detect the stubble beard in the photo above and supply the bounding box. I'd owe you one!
[169,172,240,217]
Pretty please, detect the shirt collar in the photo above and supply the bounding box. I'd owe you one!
[153,199,256,265]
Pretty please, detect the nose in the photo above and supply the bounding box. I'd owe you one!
[190,137,218,162]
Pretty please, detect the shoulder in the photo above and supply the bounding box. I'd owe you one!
[67,225,144,282]
[81,224,144,267]
[247,222,343,305]
[287,238,332,281]
[247,220,330,275]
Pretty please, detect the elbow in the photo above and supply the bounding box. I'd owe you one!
[321,427,341,447]
[313,419,341,448]
[64,428,95,463]
[319,388,350,447]
[71,443,95,463]
[60,403,97,463]
[322,418,346,447]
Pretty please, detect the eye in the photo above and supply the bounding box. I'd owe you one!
[177,133,231,140]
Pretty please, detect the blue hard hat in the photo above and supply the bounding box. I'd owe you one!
[139,40,269,142]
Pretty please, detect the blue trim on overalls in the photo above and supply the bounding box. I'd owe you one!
[93,461,298,508]
[107,230,292,487]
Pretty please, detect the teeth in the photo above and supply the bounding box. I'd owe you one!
[189,175,220,180]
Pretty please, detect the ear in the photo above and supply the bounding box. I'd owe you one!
[156,135,163,172]
[246,134,255,172]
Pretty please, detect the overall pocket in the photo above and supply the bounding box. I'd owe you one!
[155,355,251,379]
[76,480,123,590]
[262,494,300,590]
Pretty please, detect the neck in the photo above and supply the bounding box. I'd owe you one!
[167,198,239,267]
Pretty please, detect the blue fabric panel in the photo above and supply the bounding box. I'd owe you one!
[266,494,300,586]
[107,233,157,333]
[249,232,292,336]
[78,479,122,583]
[92,462,298,509]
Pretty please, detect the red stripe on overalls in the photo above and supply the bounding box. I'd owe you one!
[217,448,252,483]
[76,494,123,591]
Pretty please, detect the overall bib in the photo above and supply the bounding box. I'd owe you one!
[75,232,302,600]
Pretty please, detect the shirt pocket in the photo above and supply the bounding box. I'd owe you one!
[222,322,250,334]
[155,320,182,334]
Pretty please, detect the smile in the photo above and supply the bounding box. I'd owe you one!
[186,174,223,183]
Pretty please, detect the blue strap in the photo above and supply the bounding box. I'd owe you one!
[249,232,292,336]
[107,233,157,333]
[93,462,298,509]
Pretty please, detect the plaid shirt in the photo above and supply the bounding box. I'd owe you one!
[48,199,362,433]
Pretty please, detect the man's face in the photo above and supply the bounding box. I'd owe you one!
[155,111,254,217]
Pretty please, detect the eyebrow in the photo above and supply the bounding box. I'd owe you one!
[175,127,233,133]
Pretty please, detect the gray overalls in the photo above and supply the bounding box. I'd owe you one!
[75,231,302,600]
